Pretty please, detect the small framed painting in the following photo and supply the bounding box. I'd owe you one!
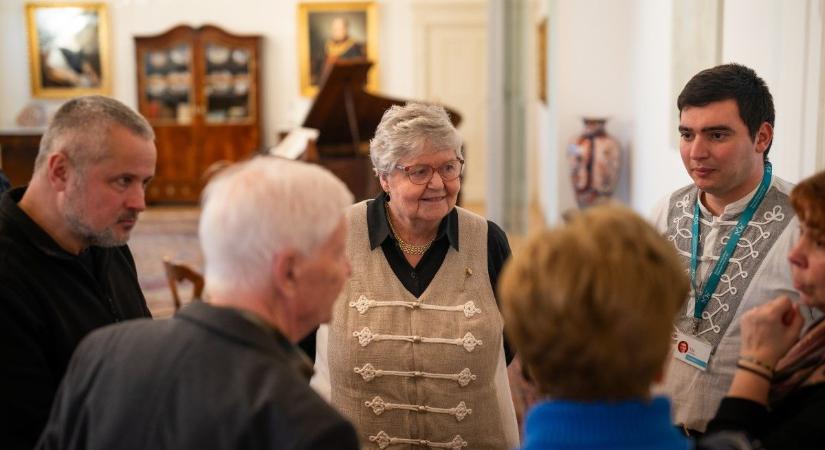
[26,2,111,98]
[297,1,378,97]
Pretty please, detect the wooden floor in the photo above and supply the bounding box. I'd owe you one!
[130,205,201,317]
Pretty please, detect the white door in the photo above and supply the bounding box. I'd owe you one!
[413,1,488,206]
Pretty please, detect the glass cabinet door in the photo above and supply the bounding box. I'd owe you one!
[142,43,193,124]
[203,42,253,124]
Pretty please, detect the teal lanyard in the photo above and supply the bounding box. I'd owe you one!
[690,162,773,320]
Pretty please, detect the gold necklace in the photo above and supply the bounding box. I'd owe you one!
[385,204,434,256]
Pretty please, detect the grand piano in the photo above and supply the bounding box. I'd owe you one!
[299,60,462,201]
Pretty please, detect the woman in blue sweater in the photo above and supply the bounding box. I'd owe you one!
[499,204,691,450]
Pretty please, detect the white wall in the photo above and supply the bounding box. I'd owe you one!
[0,0,419,146]
[723,0,822,182]
[542,0,636,223]
[527,0,546,223]
[535,0,556,223]
[0,0,34,127]
[630,0,691,215]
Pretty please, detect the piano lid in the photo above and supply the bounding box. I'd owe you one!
[302,60,462,155]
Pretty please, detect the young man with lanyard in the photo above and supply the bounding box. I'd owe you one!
[651,63,802,435]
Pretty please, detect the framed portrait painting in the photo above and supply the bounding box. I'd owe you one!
[25,2,111,98]
[297,1,378,97]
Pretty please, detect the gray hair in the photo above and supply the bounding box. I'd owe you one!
[369,102,462,175]
[35,95,155,172]
[199,157,354,294]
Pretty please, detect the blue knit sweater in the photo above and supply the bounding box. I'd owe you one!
[522,396,690,450]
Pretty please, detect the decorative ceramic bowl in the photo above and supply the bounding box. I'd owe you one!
[206,45,230,65]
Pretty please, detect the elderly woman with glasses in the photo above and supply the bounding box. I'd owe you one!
[312,102,519,449]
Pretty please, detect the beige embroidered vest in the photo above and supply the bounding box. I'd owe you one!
[326,201,518,450]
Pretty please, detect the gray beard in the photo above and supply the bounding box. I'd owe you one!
[63,195,131,248]
[64,209,128,248]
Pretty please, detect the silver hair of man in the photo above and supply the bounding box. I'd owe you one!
[35,95,155,173]
[369,102,463,175]
[199,157,354,294]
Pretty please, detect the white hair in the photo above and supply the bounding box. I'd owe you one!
[369,102,462,175]
[199,157,354,294]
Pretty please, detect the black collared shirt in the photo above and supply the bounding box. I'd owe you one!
[367,192,511,299]
[371,192,513,363]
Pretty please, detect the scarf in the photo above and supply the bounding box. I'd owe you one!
[769,315,825,405]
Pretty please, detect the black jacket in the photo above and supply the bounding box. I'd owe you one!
[706,383,825,449]
[0,187,151,450]
[37,302,360,450]
[0,168,10,194]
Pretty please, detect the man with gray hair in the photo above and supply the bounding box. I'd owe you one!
[0,95,156,449]
[37,157,359,449]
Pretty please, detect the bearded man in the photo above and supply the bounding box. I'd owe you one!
[0,95,156,450]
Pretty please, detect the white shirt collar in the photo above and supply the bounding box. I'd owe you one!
[697,179,767,219]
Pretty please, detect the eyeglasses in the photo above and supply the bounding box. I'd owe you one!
[394,158,464,185]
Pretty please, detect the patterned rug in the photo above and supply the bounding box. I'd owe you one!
[130,206,202,318]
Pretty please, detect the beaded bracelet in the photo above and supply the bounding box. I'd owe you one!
[736,363,772,382]
[739,355,774,373]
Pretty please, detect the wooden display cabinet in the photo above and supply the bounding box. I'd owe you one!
[0,129,43,188]
[135,25,262,203]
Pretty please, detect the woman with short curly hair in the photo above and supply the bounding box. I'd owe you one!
[500,204,691,450]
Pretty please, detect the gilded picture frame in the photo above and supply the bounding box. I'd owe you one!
[537,18,548,104]
[297,1,378,97]
[25,2,111,98]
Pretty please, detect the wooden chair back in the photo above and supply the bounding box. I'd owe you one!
[162,257,205,311]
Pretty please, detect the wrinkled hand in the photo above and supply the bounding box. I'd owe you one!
[740,296,804,366]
